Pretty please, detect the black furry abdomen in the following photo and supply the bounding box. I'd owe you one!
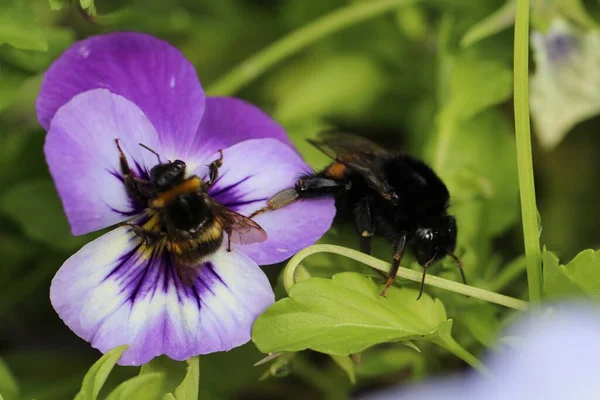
[379,155,449,220]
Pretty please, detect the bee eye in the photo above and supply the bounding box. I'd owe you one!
[173,160,186,171]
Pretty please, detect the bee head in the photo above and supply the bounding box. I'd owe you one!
[150,160,187,190]
[413,215,457,266]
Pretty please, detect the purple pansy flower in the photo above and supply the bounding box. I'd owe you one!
[37,32,335,366]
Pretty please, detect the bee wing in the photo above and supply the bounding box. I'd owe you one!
[307,131,390,161]
[213,203,268,245]
[308,131,396,200]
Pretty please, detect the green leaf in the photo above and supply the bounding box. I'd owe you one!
[0,358,19,400]
[560,249,600,296]
[198,343,265,399]
[74,345,128,400]
[0,27,75,73]
[530,18,600,149]
[330,356,355,385]
[49,0,68,11]
[252,272,451,355]
[173,357,199,400]
[0,1,48,51]
[0,63,28,113]
[544,248,600,298]
[139,357,186,396]
[461,0,516,48]
[104,373,165,400]
[0,179,92,252]
[440,110,518,239]
[80,0,97,16]
[458,306,500,347]
[139,356,199,399]
[445,54,513,122]
[269,54,385,123]
[355,347,424,379]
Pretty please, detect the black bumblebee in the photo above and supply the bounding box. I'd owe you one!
[251,132,464,298]
[115,139,267,285]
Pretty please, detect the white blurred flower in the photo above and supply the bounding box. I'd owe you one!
[530,19,600,149]
[364,303,600,400]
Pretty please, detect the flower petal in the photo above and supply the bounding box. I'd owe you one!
[205,138,335,265]
[44,89,162,235]
[184,97,294,161]
[36,32,205,158]
[50,225,275,366]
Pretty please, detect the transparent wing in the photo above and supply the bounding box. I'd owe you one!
[213,203,268,245]
[308,131,396,201]
[307,131,390,161]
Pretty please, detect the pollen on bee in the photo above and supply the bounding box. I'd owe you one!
[167,242,183,254]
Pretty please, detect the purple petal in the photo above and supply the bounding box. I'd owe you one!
[36,32,205,158]
[475,303,600,399]
[364,303,600,400]
[50,224,275,366]
[204,138,335,265]
[184,97,294,161]
[44,89,162,235]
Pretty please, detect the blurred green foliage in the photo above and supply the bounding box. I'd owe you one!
[3,0,600,399]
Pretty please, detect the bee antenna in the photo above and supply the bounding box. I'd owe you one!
[448,252,467,286]
[138,143,162,164]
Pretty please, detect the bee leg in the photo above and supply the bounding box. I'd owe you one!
[124,223,164,246]
[353,198,374,256]
[115,139,153,201]
[225,227,232,252]
[249,176,348,218]
[207,150,224,186]
[249,188,299,219]
[417,256,437,300]
[380,233,407,297]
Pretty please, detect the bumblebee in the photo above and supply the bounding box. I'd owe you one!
[251,132,464,298]
[115,139,267,285]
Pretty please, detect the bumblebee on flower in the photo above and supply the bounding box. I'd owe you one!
[37,32,335,366]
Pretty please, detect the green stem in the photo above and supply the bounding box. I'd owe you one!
[207,0,419,95]
[284,245,529,311]
[514,0,542,303]
[488,255,527,292]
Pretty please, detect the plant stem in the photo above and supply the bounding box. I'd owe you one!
[207,0,419,96]
[284,245,529,311]
[514,0,543,303]
[488,255,527,292]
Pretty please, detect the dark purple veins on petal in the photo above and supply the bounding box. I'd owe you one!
[101,231,232,311]
[209,175,252,198]
[209,175,269,212]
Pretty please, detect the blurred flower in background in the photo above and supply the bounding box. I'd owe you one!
[365,303,600,400]
[37,32,335,365]
[530,19,600,150]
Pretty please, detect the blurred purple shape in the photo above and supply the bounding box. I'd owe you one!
[364,303,600,400]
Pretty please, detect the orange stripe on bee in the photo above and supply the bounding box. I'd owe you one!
[151,177,204,208]
[325,162,347,179]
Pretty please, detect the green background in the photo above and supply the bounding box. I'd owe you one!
[2,0,600,399]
